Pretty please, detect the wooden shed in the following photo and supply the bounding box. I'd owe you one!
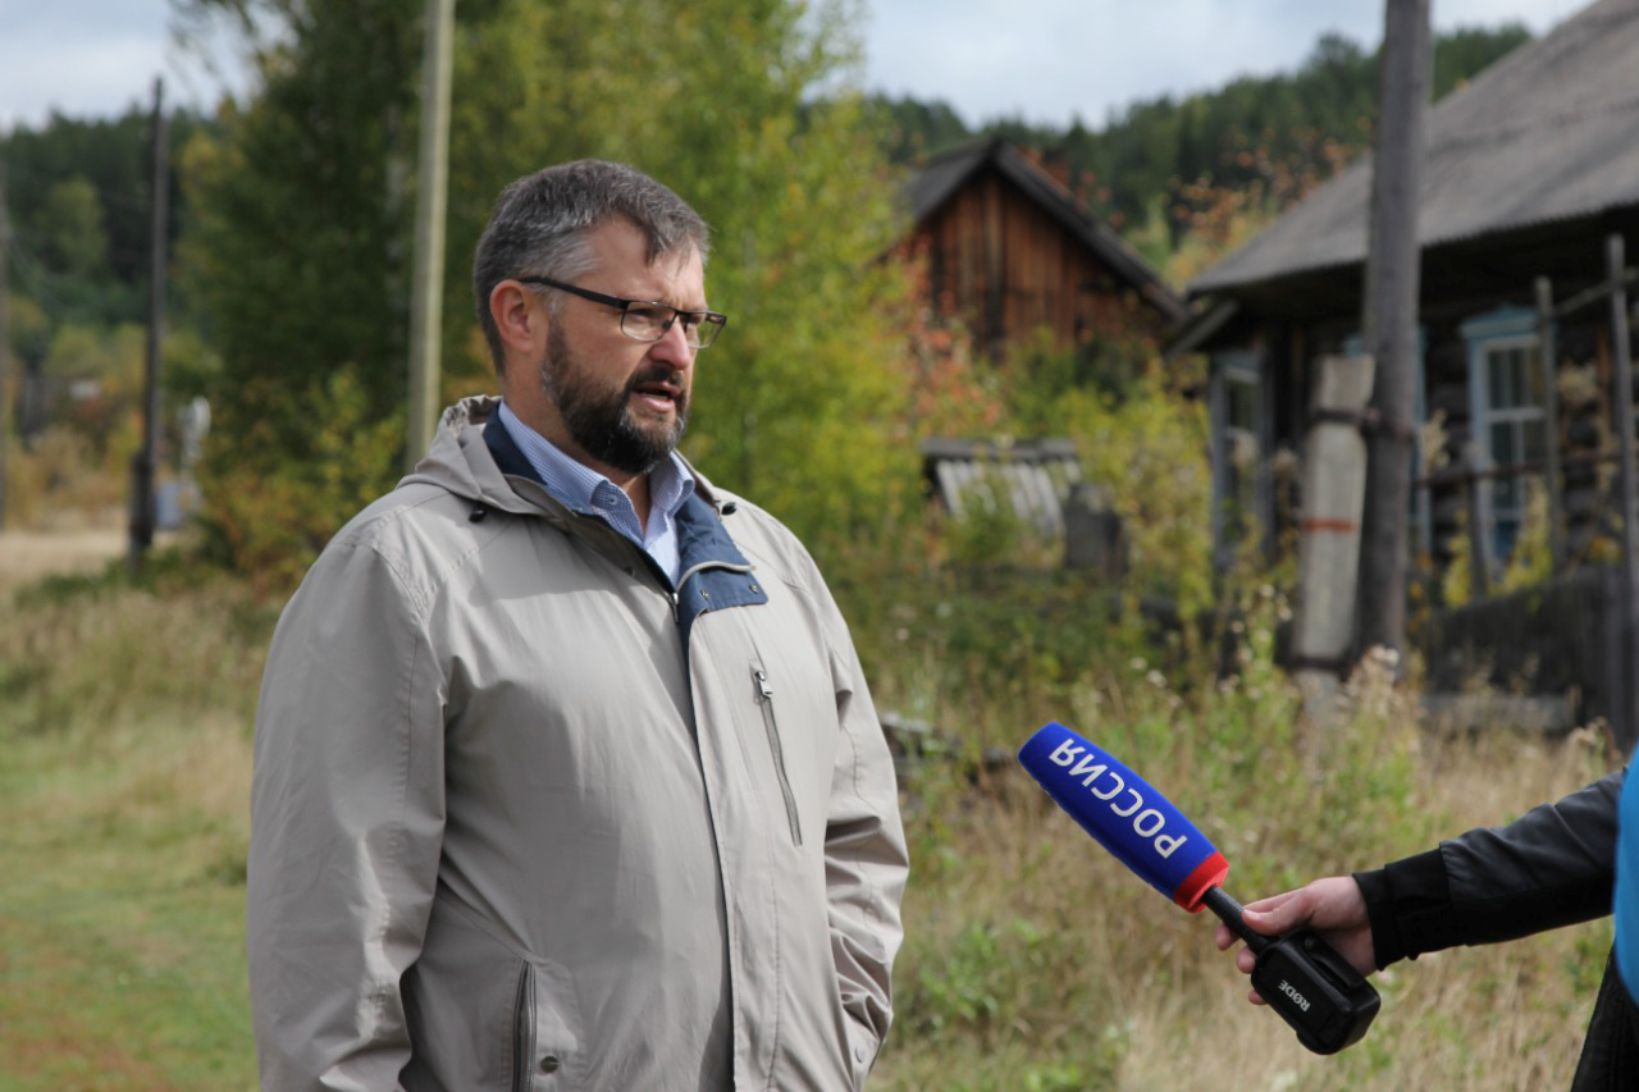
[904,138,1185,360]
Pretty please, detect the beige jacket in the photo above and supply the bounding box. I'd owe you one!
[247,397,908,1091]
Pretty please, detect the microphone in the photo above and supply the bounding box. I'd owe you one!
[1018,721,1380,1055]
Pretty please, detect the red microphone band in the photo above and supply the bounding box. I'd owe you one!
[1173,850,1230,911]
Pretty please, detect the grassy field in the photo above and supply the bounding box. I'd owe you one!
[0,549,269,1091]
[0,545,1618,1090]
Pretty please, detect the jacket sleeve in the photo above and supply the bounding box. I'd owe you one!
[815,577,910,1081]
[247,532,447,1091]
[1355,768,1623,968]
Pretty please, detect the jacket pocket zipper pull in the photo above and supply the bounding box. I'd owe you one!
[753,667,802,846]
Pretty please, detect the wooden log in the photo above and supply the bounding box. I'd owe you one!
[1294,354,1376,732]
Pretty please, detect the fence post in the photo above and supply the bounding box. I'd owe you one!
[1464,443,1492,602]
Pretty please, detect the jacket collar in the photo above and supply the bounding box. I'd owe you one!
[475,397,768,635]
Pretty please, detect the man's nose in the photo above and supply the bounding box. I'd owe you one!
[650,317,696,368]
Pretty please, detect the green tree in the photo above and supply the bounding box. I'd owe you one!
[34,177,109,277]
[177,0,422,575]
[7,296,50,368]
[437,0,918,556]
[180,0,916,577]
[1,108,202,328]
[866,93,972,161]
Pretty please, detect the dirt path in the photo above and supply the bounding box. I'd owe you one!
[0,526,128,594]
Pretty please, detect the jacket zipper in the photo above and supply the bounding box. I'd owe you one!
[753,667,803,846]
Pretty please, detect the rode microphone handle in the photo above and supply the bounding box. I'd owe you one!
[1201,886,1269,953]
[1202,885,1381,1055]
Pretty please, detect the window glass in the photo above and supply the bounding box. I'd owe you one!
[1523,419,1545,463]
[1227,378,1257,432]
[1522,346,1545,405]
[1489,350,1513,409]
[1469,325,1545,567]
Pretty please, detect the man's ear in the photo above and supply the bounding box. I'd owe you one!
[490,280,545,359]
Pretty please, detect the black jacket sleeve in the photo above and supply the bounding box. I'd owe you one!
[1353,768,1623,970]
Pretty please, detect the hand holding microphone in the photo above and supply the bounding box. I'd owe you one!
[1018,721,1381,1055]
[1214,877,1377,1006]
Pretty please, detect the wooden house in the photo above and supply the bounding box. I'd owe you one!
[904,138,1185,359]
[1177,0,1639,732]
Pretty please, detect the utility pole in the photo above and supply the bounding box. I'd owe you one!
[1535,276,1565,572]
[129,77,169,569]
[0,158,11,530]
[1609,234,1639,749]
[1355,0,1432,657]
[405,0,455,472]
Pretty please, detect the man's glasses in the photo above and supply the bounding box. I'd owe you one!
[519,275,728,349]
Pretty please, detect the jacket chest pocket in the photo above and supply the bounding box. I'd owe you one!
[751,662,804,846]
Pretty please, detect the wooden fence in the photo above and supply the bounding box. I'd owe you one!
[1425,564,1632,745]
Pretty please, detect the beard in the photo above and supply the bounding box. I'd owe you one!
[538,322,689,477]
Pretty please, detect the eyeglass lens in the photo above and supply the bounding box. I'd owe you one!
[621,305,722,348]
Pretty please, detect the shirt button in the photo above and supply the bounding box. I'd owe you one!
[540,1054,561,1074]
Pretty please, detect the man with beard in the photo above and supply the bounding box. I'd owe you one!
[246,160,909,1092]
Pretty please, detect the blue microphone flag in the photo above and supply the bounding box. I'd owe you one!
[1018,721,1228,910]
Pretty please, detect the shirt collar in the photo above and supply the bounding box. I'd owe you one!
[494,400,695,519]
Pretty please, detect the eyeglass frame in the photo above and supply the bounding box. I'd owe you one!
[517,274,728,349]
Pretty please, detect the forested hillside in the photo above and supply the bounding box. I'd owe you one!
[2,109,201,331]
[0,19,1535,540]
[1,108,215,524]
[872,25,1530,271]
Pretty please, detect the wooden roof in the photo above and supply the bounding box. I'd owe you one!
[908,137,1186,324]
[1191,0,1639,297]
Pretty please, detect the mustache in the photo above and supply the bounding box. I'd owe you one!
[622,364,681,393]
[625,365,687,401]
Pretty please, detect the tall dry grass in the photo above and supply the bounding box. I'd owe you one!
[0,550,1618,1089]
[871,615,1615,1091]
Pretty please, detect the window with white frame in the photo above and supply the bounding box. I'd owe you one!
[1462,307,1545,562]
[1224,353,1261,469]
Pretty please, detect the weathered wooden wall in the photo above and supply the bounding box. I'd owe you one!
[913,167,1160,358]
[1271,307,1621,582]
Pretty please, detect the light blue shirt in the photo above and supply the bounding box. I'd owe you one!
[496,400,695,585]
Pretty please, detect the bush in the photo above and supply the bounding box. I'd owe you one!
[195,368,400,594]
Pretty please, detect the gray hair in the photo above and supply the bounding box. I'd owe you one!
[472,159,711,372]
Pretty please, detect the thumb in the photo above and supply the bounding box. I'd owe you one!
[1240,891,1311,936]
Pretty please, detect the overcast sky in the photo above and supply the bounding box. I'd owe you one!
[0,0,1595,133]
[866,0,1588,127]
